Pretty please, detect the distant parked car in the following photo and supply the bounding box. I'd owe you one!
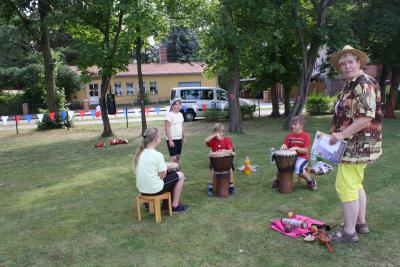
[170,87,250,121]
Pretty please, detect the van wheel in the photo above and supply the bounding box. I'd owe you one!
[183,110,196,122]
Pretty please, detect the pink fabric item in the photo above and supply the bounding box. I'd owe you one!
[271,214,325,238]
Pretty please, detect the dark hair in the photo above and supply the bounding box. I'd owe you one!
[133,127,159,170]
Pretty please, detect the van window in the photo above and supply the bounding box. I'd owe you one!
[217,90,227,101]
[200,90,214,100]
[180,89,214,100]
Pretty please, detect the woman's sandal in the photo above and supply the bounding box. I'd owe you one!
[340,223,369,234]
[331,229,359,243]
[355,223,369,234]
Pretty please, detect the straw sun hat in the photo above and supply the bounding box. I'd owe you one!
[330,45,368,70]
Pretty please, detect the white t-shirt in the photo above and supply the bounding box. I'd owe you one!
[136,148,167,194]
[165,111,184,140]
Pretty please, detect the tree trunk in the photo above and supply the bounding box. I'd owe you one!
[283,84,291,117]
[100,73,114,137]
[270,81,281,117]
[38,0,57,112]
[222,0,242,134]
[227,64,243,133]
[385,66,399,118]
[136,35,147,135]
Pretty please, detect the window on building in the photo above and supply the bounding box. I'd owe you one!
[149,81,158,94]
[89,83,99,97]
[126,82,134,95]
[178,81,201,87]
[114,83,122,96]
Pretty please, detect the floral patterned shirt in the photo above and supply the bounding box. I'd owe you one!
[331,73,382,164]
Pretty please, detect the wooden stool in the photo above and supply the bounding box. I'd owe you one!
[297,166,311,183]
[136,192,172,224]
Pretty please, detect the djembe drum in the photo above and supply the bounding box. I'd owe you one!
[166,162,180,174]
[273,150,297,193]
[208,151,235,197]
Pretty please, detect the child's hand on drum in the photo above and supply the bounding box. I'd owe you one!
[280,144,288,150]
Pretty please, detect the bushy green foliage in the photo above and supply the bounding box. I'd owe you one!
[305,94,335,115]
[55,65,82,100]
[37,89,73,130]
[204,109,229,121]
[205,105,256,121]
[241,104,257,119]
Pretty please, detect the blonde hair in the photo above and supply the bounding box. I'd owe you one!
[212,123,225,133]
[133,127,159,170]
[291,115,305,126]
[169,98,182,112]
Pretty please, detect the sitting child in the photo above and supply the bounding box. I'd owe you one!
[271,115,317,191]
[134,127,190,213]
[204,123,236,195]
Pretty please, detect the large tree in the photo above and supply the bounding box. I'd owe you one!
[1,0,60,112]
[283,0,332,129]
[351,0,400,118]
[67,0,133,137]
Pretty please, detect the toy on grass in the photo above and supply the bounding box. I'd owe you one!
[95,142,105,148]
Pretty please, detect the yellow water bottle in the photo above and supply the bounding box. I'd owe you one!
[244,156,251,175]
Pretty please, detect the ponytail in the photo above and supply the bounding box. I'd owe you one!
[133,127,159,170]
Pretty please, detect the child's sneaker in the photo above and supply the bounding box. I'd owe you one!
[229,184,237,194]
[271,179,280,188]
[207,184,214,196]
[172,203,190,213]
[307,179,318,191]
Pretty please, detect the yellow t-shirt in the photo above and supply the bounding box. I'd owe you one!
[165,111,184,140]
[136,148,167,194]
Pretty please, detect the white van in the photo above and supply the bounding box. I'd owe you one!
[170,87,250,121]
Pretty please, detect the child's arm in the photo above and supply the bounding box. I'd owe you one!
[204,133,217,143]
[165,120,175,147]
[159,170,167,179]
[182,124,186,144]
[289,146,308,154]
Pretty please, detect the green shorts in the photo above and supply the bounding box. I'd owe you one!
[335,163,366,203]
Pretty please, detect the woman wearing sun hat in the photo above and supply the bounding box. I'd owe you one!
[329,45,383,243]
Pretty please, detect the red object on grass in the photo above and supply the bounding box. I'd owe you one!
[202,104,207,111]
[117,139,128,144]
[95,111,101,117]
[145,107,150,115]
[80,110,85,118]
[15,115,20,123]
[109,139,118,145]
[49,112,55,121]
[95,142,105,148]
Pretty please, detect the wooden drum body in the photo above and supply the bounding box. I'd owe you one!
[209,151,235,197]
[273,150,297,193]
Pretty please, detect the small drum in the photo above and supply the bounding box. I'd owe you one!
[209,151,235,197]
[166,162,180,174]
[273,150,297,193]
[273,150,297,172]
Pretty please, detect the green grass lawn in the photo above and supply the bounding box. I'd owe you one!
[1,116,399,266]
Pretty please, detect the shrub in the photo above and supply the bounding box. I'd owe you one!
[241,104,257,119]
[305,94,335,115]
[204,109,229,121]
[37,89,73,130]
[37,111,73,130]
